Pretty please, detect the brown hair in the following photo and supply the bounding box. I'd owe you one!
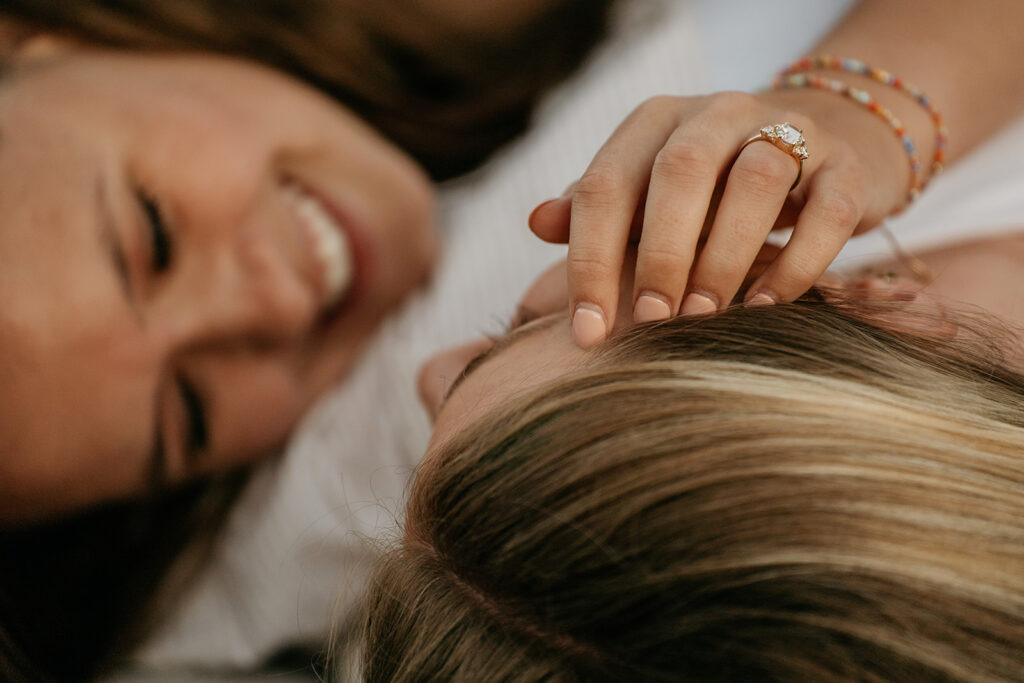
[0,472,248,682]
[0,2,615,677]
[355,295,1024,681]
[0,0,614,179]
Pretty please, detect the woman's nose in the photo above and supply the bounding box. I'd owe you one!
[169,227,319,348]
[417,338,495,421]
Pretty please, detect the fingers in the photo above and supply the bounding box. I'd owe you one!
[529,195,572,243]
[529,184,647,245]
[745,163,865,304]
[529,181,580,243]
[635,136,800,319]
[564,97,685,347]
[630,122,746,321]
[528,89,879,347]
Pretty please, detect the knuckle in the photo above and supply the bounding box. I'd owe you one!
[652,140,714,184]
[705,252,748,283]
[636,94,678,116]
[639,246,691,279]
[692,248,748,287]
[575,163,626,203]
[775,257,820,291]
[845,158,870,189]
[707,90,756,114]
[813,189,862,230]
[828,136,857,162]
[567,250,615,284]
[731,149,795,195]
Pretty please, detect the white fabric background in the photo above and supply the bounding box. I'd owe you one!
[134,0,1024,670]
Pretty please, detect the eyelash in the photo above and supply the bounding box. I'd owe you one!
[459,349,492,383]
[177,375,209,464]
[483,306,541,341]
[471,307,542,364]
[137,189,172,272]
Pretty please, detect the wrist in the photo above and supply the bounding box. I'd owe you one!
[758,86,910,219]
[772,55,949,201]
[796,67,939,178]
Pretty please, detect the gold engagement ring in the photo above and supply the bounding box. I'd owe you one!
[737,122,809,190]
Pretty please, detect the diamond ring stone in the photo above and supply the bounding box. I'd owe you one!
[737,122,809,189]
[761,123,809,159]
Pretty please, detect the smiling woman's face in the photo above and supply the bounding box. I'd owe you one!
[0,47,437,521]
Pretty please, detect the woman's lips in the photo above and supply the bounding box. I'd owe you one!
[282,179,356,315]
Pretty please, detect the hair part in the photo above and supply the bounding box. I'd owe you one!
[354,294,1024,681]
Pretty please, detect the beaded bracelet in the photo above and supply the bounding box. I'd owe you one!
[776,56,947,177]
[773,73,924,213]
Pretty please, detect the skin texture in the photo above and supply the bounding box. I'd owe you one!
[0,46,437,521]
[528,0,1024,348]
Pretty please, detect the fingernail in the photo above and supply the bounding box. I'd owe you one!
[572,303,607,349]
[528,198,557,225]
[634,292,672,323]
[680,293,717,316]
[745,292,776,307]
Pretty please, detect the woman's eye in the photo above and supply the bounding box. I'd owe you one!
[177,376,208,466]
[457,348,491,385]
[484,306,541,343]
[137,190,172,272]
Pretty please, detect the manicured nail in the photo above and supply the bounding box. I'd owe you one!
[680,292,717,316]
[634,291,672,323]
[572,303,607,349]
[745,292,776,307]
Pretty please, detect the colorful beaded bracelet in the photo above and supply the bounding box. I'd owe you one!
[773,73,924,213]
[776,56,947,177]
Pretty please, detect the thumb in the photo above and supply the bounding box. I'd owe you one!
[528,181,578,243]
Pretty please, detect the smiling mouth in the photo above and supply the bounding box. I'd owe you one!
[283,180,356,314]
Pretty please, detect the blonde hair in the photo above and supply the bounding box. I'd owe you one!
[354,295,1024,681]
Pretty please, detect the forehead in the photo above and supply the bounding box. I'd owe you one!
[2,50,299,139]
[429,315,586,449]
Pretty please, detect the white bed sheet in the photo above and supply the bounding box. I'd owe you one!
[132,0,1024,671]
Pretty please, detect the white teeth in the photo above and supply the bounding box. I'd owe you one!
[286,183,355,309]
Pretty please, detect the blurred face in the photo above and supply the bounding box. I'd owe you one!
[0,47,437,520]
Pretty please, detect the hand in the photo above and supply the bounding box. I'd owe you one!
[529,89,912,348]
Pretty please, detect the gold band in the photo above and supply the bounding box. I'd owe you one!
[737,122,809,190]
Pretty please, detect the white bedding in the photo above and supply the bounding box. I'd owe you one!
[133,0,1024,671]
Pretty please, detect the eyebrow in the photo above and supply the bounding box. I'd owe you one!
[440,314,562,410]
